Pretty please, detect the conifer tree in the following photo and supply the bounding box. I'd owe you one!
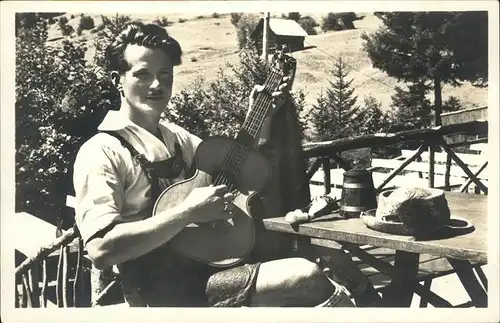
[389,81,433,130]
[359,95,390,135]
[362,12,488,126]
[308,56,360,141]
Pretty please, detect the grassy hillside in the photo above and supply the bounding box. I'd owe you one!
[46,12,488,114]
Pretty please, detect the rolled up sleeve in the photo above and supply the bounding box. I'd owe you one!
[73,139,125,245]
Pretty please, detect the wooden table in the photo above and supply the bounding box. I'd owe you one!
[263,192,488,307]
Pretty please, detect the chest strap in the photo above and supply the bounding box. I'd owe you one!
[99,131,191,200]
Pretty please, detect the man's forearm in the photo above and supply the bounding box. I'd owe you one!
[87,204,193,269]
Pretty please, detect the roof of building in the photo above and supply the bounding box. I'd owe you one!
[252,18,308,38]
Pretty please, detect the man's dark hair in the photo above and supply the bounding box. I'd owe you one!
[106,21,182,73]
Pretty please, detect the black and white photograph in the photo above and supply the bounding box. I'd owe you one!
[1,1,499,322]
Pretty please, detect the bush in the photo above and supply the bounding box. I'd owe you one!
[336,12,357,29]
[321,13,338,32]
[336,12,357,23]
[153,16,169,27]
[15,18,118,224]
[178,18,187,23]
[91,23,105,34]
[389,82,433,130]
[340,148,372,170]
[287,12,301,22]
[235,14,260,49]
[16,13,39,32]
[230,12,243,26]
[58,16,68,27]
[322,12,357,32]
[298,16,318,35]
[212,13,220,19]
[358,95,391,135]
[442,96,462,112]
[78,14,95,31]
[100,14,132,38]
[196,15,205,20]
[61,24,74,36]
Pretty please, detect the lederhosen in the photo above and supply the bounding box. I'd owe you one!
[101,131,261,307]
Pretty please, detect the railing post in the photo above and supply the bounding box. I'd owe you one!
[41,259,48,307]
[21,280,27,308]
[22,273,33,307]
[332,153,351,171]
[460,161,488,194]
[15,283,20,308]
[305,157,321,182]
[73,238,84,307]
[428,143,435,188]
[439,139,488,194]
[376,144,427,192]
[56,246,64,307]
[322,157,331,195]
[28,266,41,307]
[444,153,452,191]
[62,246,70,307]
[416,154,424,179]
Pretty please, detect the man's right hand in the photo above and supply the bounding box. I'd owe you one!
[182,184,234,223]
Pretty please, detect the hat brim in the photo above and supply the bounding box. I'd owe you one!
[360,209,474,237]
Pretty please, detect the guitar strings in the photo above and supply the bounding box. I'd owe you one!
[212,71,283,191]
[243,71,284,141]
[216,70,281,182]
[223,73,282,192]
[212,72,279,189]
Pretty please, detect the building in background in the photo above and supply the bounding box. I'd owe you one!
[251,18,308,54]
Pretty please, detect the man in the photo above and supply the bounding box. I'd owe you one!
[73,22,370,307]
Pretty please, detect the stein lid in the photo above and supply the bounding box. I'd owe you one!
[344,168,370,177]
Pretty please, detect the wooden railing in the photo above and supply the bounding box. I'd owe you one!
[302,120,488,196]
[15,226,85,307]
[14,120,488,308]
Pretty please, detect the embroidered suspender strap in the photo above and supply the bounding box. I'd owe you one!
[174,141,195,178]
[99,131,192,201]
[99,131,161,200]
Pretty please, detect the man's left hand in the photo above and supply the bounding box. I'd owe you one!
[248,76,292,119]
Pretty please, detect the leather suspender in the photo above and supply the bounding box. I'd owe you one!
[100,131,190,201]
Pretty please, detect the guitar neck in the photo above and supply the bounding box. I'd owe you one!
[238,71,283,143]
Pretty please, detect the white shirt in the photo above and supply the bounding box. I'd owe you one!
[73,110,201,244]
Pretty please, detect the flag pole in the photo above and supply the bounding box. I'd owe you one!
[262,12,270,61]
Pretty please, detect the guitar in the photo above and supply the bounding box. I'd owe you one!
[152,49,297,267]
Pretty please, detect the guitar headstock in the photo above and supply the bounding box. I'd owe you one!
[269,45,296,89]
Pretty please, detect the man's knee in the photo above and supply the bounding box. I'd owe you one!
[264,258,333,306]
[287,258,334,302]
[251,258,335,306]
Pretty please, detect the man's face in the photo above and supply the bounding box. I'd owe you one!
[119,44,174,116]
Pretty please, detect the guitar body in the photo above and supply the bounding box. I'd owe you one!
[152,136,271,267]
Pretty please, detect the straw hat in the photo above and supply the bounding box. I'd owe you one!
[360,187,452,236]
